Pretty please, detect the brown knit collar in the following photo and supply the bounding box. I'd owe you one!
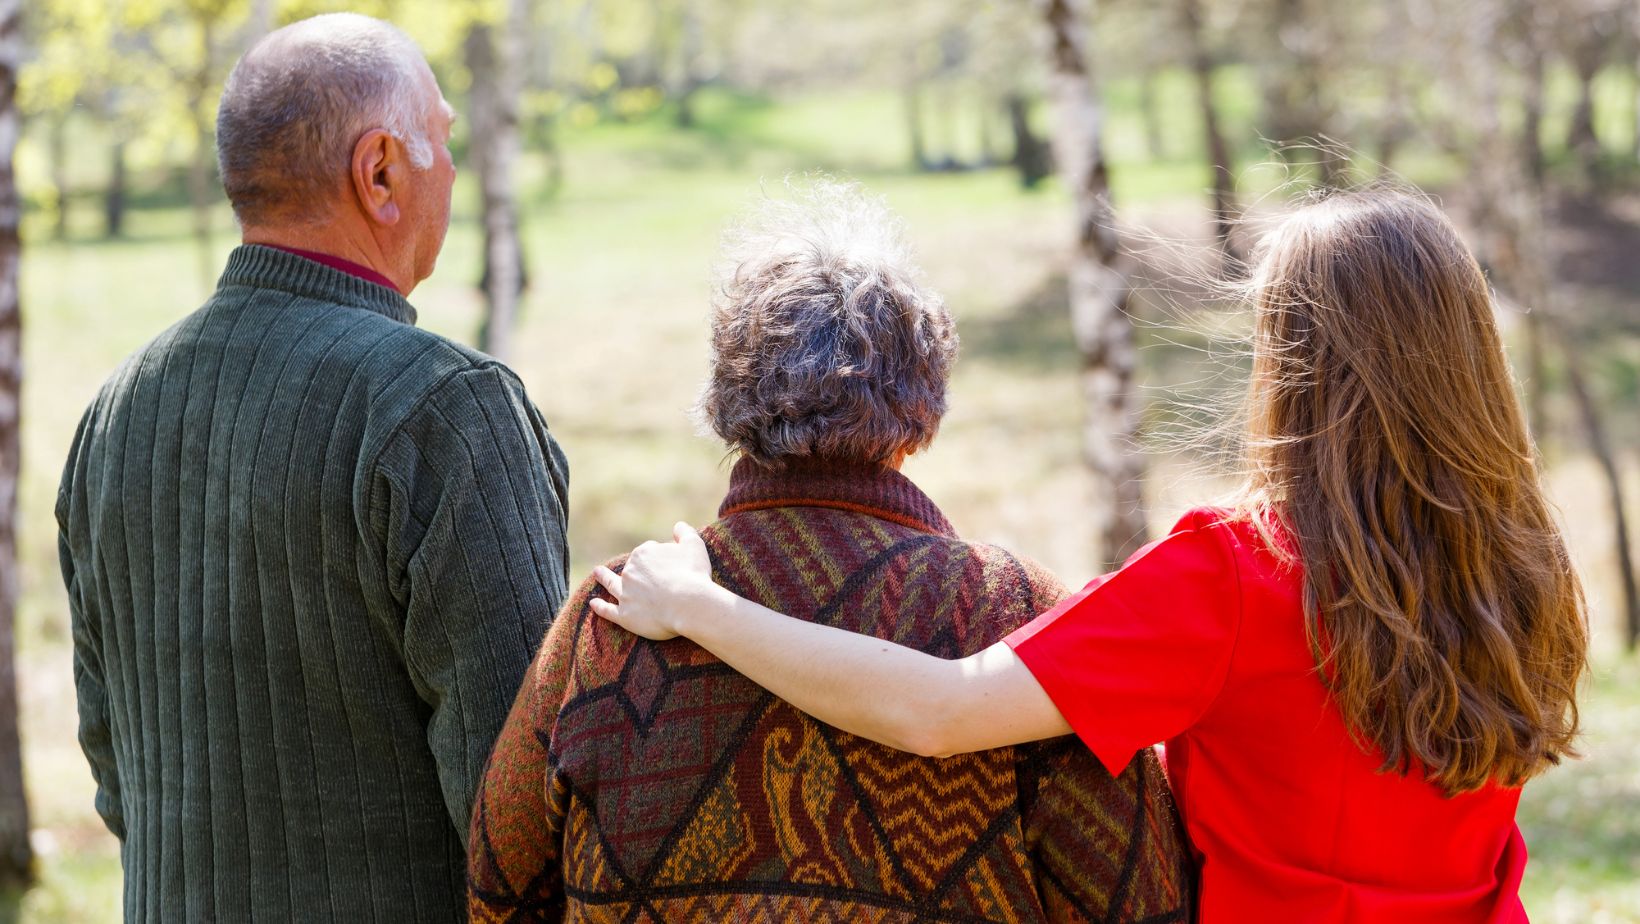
[718,456,957,538]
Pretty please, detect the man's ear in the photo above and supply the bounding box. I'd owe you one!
[350,129,403,227]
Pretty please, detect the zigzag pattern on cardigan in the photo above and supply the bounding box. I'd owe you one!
[468,457,1195,922]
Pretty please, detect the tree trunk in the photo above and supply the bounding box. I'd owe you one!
[905,64,929,171]
[1567,51,1601,176]
[49,115,68,242]
[978,95,999,167]
[1556,323,1639,649]
[1520,42,1546,188]
[0,0,33,890]
[1180,0,1241,273]
[1634,49,1640,162]
[1523,309,1549,449]
[187,16,217,289]
[465,3,527,363]
[1262,0,1345,185]
[1137,64,1164,161]
[105,140,127,239]
[249,0,275,42]
[1037,0,1148,567]
[1376,66,1408,173]
[1374,4,1411,175]
[673,0,703,128]
[1006,93,1051,188]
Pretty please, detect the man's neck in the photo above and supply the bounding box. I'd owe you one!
[243,226,409,295]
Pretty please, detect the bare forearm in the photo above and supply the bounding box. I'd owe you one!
[679,585,963,754]
[676,586,1070,756]
[590,525,1074,756]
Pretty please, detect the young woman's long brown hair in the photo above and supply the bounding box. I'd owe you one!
[1236,189,1588,795]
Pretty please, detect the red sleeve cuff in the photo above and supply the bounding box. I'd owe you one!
[1005,589,1148,777]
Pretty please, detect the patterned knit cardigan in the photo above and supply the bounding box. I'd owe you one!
[468,458,1194,922]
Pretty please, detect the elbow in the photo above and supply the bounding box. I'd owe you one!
[898,732,948,760]
[892,700,961,759]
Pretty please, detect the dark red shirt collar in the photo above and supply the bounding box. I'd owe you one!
[262,244,402,294]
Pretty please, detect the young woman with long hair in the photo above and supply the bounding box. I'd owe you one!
[588,189,1589,922]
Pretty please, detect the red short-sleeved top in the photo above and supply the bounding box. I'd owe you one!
[1005,508,1529,924]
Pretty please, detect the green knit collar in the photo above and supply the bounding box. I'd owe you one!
[718,456,957,537]
[216,245,418,325]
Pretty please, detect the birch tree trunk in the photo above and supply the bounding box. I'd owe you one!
[0,0,33,889]
[465,0,528,363]
[1037,0,1148,567]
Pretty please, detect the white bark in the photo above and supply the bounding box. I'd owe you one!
[1036,0,1148,566]
[0,0,32,888]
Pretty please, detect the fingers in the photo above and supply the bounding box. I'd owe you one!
[592,565,623,600]
[587,596,618,621]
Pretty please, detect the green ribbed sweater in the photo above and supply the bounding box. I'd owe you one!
[55,245,571,922]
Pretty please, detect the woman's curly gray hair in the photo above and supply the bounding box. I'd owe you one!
[699,181,958,468]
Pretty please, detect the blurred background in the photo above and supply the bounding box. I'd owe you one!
[0,0,1636,920]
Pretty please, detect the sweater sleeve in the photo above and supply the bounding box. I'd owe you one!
[57,413,125,840]
[369,364,570,845]
[1021,742,1192,922]
[467,570,603,919]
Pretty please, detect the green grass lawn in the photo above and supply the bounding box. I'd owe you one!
[7,84,1639,921]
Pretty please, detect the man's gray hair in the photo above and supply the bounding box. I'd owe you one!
[217,13,436,225]
[699,180,958,468]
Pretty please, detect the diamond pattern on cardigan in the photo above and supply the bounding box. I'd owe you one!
[469,457,1196,923]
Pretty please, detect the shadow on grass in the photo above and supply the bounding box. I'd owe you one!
[1516,656,1640,915]
[959,271,1078,374]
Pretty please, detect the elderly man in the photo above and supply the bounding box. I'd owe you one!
[467,183,1192,921]
[55,14,569,921]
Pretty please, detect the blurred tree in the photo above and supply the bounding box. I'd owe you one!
[1135,58,1164,161]
[1007,93,1052,187]
[1499,0,1552,440]
[678,0,704,125]
[1257,0,1347,185]
[1418,0,1639,651]
[467,0,530,362]
[177,1,245,285]
[1037,0,1147,567]
[1179,0,1242,272]
[0,0,30,892]
[904,50,931,171]
[960,1,1052,184]
[1559,0,1621,180]
[1558,323,1640,650]
[20,0,160,240]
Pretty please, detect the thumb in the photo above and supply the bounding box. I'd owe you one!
[674,521,706,551]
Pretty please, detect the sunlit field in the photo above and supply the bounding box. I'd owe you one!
[9,82,1640,921]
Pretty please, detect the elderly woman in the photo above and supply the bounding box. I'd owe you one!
[467,183,1193,922]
